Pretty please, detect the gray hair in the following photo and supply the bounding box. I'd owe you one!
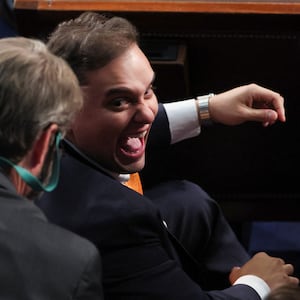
[0,36,83,162]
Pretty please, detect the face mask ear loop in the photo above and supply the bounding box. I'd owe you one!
[0,132,62,192]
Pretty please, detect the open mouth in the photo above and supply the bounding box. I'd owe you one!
[118,131,147,159]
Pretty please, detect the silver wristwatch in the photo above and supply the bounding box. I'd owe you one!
[195,93,214,125]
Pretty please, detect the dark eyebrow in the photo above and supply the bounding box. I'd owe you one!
[105,73,156,98]
[105,87,132,98]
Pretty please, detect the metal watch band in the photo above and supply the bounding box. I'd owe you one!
[195,93,214,125]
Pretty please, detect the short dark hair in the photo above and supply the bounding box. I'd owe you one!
[47,11,139,85]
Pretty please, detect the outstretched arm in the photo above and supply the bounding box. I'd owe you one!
[160,83,285,144]
[209,83,285,127]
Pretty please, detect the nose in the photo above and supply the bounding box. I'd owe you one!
[133,100,157,124]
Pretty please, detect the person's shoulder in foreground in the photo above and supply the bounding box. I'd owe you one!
[0,36,103,300]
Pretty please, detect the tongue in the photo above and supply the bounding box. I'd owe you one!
[123,137,142,153]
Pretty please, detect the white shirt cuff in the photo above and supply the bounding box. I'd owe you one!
[233,275,271,300]
[163,99,200,144]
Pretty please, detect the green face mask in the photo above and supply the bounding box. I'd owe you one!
[0,132,62,192]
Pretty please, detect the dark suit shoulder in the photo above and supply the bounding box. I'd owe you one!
[0,186,103,300]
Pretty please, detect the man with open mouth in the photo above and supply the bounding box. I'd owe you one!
[37,11,297,300]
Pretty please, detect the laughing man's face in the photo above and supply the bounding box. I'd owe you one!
[68,43,158,174]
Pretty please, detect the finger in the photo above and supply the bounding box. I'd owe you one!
[284,263,295,276]
[229,266,241,284]
[262,94,285,122]
[252,85,285,122]
[262,110,277,127]
[247,108,278,125]
[289,276,300,286]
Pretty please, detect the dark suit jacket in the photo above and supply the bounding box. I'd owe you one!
[0,172,103,300]
[37,105,260,299]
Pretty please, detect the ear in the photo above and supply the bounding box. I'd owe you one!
[27,124,58,177]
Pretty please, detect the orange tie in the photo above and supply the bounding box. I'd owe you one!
[123,172,143,195]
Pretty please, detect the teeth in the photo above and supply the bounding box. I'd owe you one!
[128,131,147,139]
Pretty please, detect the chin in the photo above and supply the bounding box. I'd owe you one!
[122,162,145,174]
[118,156,145,173]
